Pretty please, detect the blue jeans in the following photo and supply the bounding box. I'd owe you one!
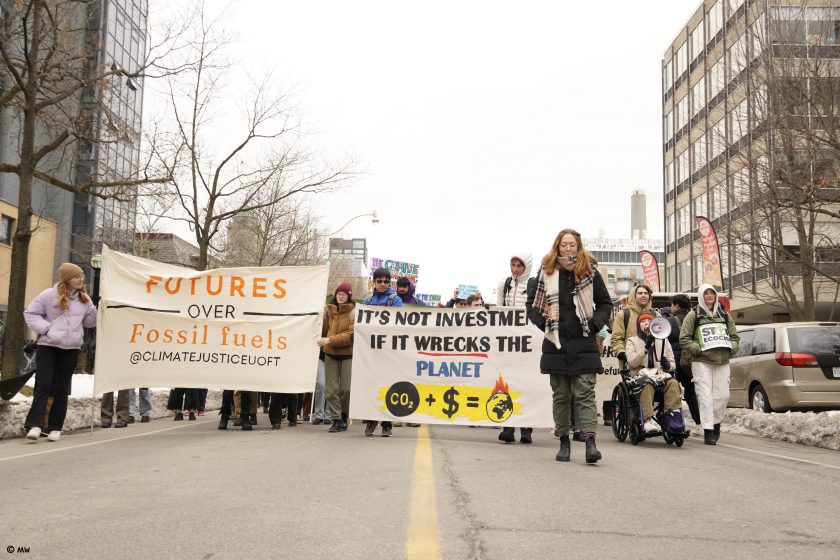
[128,388,152,417]
[313,359,331,421]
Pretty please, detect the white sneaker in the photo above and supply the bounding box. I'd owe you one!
[643,418,660,434]
[46,430,61,442]
[26,427,41,441]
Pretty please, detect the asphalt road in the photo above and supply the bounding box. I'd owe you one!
[2,416,839,560]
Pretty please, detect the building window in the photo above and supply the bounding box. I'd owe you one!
[708,57,725,100]
[664,59,674,91]
[691,76,706,117]
[676,43,687,78]
[693,191,708,219]
[0,215,13,245]
[665,111,674,143]
[727,98,749,144]
[689,24,704,63]
[707,1,724,42]
[666,212,676,244]
[676,95,689,131]
[676,149,689,185]
[677,203,691,239]
[694,253,704,288]
[667,265,676,291]
[665,161,674,194]
[691,133,707,173]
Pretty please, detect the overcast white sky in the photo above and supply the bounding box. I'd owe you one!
[147,0,699,300]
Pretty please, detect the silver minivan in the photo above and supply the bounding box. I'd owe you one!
[729,322,840,412]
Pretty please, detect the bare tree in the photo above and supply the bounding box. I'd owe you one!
[153,7,352,272]
[221,191,322,267]
[712,2,840,320]
[0,0,187,380]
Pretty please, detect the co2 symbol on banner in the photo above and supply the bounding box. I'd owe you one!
[385,382,420,417]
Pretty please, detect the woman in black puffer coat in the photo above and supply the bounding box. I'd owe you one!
[528,229,612,464]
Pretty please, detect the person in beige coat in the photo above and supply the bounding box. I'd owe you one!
[317,283,355,433]
[625,312,681,434]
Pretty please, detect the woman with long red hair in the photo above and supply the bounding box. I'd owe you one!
[23,263,97,442]
[528,229,612,464]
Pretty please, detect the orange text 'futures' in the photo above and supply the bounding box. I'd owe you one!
[145,275,287,299]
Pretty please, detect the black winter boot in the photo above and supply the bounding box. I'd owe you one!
[498,427,515,443]
[520,428,533,444]
[329,420,341,433]
[340,413,348,431]
[241,413,253,431]
[584,433,602,464]
[218,412,229,430]
[556,436,571,462]
[713,423,721,442]
[704,429,716,445]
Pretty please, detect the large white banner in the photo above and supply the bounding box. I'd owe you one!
[93,247,328,395]
[350,305,553,427]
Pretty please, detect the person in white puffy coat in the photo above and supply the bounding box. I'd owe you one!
[496,251,535,444]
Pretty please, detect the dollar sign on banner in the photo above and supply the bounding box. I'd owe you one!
[442,387,459,418]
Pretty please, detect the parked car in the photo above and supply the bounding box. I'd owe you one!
[728,322,840,412]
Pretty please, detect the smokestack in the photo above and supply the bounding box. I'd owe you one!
[631,189,647,240]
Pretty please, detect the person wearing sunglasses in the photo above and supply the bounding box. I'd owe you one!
[361,267,403,437]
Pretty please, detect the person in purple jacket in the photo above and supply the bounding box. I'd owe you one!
[23,263,97,442]
[395,277,426,306]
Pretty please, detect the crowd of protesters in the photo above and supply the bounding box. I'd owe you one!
[19,232,739,462]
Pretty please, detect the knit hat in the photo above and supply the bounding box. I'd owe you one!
[396,277,410,288]
[335,282,352,299]
[59,262,84,283]
[637,311,655,332]
[372,267,391,280]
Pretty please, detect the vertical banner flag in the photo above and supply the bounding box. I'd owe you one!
[93,247,329,396]
[350,305,553,427]
[638,250,661,293]
[695,216,723,289]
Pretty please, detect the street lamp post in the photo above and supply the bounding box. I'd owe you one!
[325,210,379,239]
[90,253,102,305]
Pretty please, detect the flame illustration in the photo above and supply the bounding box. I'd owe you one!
[491,373,510,396]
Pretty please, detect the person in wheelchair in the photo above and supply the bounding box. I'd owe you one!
[625,312,682,434]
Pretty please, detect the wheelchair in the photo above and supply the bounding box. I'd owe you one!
[610,369,690,447]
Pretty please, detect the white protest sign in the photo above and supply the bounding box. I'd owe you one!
[93,247,328,395]
[350,305,553,427]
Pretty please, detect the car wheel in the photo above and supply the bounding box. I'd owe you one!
[750,384,772,413]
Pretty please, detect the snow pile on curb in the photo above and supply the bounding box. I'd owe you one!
[0,389,222,440]
[723,408,840,450]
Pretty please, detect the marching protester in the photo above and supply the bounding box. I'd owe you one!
[611,284,657,367]
[167,388,199,421]
[665,293,700,426]
[496,251,535,444]
[317,282,355,433]
[362,267,403,437]
[218,390,253,431]
[625,311,682,434]
[528,229,612,464]
[395,277,426,306]
[679,284,739,445]
[23,263,97,442]
[311,352,332,426]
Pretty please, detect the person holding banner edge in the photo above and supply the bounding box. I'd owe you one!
[23,263,97,442]
[528,230,612,464]
[679,284,739,445]
[318,282,355,433]
[362,267,402,437]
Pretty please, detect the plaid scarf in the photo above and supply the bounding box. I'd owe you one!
[532,264,597,349]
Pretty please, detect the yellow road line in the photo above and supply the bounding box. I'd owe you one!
[406,424,441,560]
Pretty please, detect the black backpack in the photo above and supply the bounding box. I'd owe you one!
[504,276,536,304]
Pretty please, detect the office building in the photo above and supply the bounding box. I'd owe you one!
[662,0,840,322]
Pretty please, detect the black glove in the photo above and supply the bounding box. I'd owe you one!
[660,357,671,371]
[616,352,627,362]
[645,335,655,349]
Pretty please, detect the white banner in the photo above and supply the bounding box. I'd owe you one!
[350,305,553,427]
[93,247,328,395]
